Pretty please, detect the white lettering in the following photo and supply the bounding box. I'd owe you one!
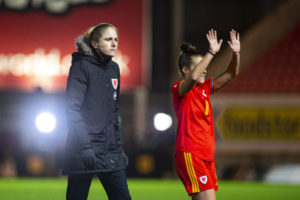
[0,55,10,75]
[0,48,130,77]
[4,0,29,10]
[45,0,69,14]
[2,0,111,14]
[113,50,130,77]
[0,48,71,77]
[9,53,26,76]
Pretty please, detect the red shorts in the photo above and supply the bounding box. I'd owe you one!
[175,151,218,195]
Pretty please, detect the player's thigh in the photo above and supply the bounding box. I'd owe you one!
[192,189,216,200]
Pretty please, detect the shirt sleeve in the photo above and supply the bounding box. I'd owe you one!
[171,81,181,99]
[171,81,183,109]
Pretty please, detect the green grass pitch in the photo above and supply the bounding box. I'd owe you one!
[0,178,299,200]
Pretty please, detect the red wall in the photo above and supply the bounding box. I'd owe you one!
[0,0,147,92]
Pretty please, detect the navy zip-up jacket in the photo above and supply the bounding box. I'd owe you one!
[62,36,128,175]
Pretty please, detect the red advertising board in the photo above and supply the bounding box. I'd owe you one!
[0,0,149,92]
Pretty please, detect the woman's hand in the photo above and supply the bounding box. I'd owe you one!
[206,29,223,54]
[228,29,240,53]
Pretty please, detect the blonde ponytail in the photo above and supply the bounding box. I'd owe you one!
[84,26,95,44]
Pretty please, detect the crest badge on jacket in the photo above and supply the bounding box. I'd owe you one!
[111,79,118,90]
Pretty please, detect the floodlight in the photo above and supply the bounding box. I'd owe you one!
[153,113,172,132]
[35,112,56,133]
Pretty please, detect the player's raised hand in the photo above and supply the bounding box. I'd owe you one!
[228,29,240,53]
[206,29,223,55]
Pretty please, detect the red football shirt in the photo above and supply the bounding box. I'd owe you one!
[172,78,215,161]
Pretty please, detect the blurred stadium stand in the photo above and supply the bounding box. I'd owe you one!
[221,20,300,94]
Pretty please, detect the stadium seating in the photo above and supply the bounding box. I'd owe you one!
[221,21,300,94]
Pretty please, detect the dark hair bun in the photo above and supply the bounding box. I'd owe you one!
[180,42,197,53]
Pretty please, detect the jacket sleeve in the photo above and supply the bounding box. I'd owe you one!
[116,63,120,104]
[66,62,91,151]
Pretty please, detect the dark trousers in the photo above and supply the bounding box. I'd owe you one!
[66,169,131,200]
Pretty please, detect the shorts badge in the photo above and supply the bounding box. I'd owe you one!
[199,175,207,184]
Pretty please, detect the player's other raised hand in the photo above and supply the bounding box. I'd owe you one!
[228,29,240,53]
[206,29,223,55]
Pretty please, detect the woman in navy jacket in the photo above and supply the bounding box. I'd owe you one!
[63,23,131,200]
